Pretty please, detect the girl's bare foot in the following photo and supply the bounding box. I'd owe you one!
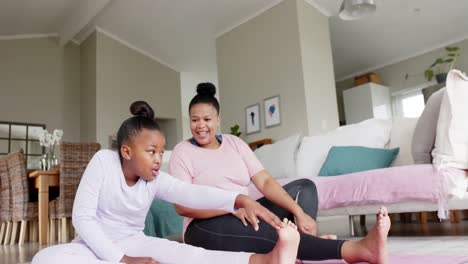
[342,206,391,264]
[249,218,300,264]
[271,218,300,264]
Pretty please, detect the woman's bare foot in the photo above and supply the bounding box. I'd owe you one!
[342,207,391,264]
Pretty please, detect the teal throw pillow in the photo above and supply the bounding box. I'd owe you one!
[318,146,400,176]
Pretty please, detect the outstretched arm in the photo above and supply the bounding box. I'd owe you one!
[173,204,228,219]
[157,172,283,230]
[168,149,233,219]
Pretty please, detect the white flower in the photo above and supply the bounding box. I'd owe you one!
[38,129,50,147]
[36,128,64,152]
[46,133,54,146]
[52,129,63,144]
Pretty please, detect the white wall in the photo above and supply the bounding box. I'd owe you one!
[95,31,182,149]
[216,0,338,142]
[217,0,308,142]
[1,32,185,151]
[80,33,97,142]
[297,0,339,134]
[0,37,81,142]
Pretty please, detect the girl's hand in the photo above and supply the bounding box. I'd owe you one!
[120,255,159,264]
[232,208,251,226]
[295,212,317,236]
[234,194,283,231]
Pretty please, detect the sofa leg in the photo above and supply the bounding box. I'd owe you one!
[349,215,355,237]
[419,212,428,224]
[450,210,461,223]
[359,215,366,226]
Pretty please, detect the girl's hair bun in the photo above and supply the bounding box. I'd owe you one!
[130,101,155,119]
[196,82,216,97]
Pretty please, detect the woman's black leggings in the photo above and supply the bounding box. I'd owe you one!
[185,179,345,261]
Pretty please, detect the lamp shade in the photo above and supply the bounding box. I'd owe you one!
[339,0,376,20]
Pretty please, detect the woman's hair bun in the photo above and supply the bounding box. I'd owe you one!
[130,101,155,119]
[196,82,216,97]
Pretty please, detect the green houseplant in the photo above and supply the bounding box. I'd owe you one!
[230,124,242,137]
[424,46,460,83]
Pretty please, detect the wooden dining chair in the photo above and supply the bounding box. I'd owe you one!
[7,149,38,245]
[0,156,12,245]
[49,142,100,243]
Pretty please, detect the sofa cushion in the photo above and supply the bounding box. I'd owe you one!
[296,119,392,177]
[254,134,301,178]
[144,199,182,238]
[411,88,445,164]
[318,146,399,176]
[388,118,418,167]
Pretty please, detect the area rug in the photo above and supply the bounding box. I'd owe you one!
[296,255,468,264]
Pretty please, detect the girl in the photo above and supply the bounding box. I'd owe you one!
[169,83,391,263]
[32,101,300,264]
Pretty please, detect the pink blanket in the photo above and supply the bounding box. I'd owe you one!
[248,165,455,210]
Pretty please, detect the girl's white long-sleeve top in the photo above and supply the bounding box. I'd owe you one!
[72,150,239,262]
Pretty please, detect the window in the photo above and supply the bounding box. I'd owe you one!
[391,81,435,118]
[0,121,46,169]
[401,91,425,117]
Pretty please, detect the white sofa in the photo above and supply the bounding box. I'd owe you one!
[253,118,468,235]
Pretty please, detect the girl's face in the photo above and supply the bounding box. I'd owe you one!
[122,128,165,183]
[189,103,220,149]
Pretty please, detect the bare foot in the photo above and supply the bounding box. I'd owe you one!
[270,218,300,264]
[342,206,391,264]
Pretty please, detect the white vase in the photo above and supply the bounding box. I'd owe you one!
[41,153,57,170]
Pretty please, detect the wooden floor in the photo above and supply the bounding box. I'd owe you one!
[1,212,468,264]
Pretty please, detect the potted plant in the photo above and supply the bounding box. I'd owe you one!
[230,124,242,137]
[424,46,460,83]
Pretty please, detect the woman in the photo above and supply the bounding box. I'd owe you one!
[169,83,391,263]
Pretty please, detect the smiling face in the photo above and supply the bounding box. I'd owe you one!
[120,128,165,184]
[189,103,221,149]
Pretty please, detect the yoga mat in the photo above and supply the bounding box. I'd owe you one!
[296,255,468,264]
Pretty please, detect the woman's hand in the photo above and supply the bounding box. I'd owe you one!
[295,212,317,236]
[234,194,283,231]
[120,255,159,264]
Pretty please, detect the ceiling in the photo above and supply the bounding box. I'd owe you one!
[1,0,468,80]
[328,0,468,80]
[0,0,76,36]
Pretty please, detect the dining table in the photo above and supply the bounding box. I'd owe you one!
[29,169,59,245]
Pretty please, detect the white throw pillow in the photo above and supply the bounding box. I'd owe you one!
[411,88,445,164]
[388,118,418,167]
[296,119,392,177]
[432,70,468,169]
[254,134,301,178]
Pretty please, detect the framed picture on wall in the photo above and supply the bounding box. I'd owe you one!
[245,103,260,134]
[264,95,281,128]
